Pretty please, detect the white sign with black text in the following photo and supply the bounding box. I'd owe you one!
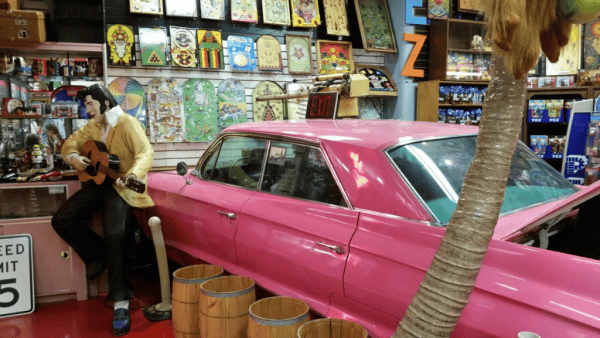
[0,235,34,318]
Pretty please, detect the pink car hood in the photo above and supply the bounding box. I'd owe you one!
[495,180,600,240]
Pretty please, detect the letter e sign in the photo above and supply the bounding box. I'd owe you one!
[401,33,427,78]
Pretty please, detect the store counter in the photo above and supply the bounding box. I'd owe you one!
[0,179,88,303]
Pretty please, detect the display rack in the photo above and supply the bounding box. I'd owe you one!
[416,79,488,122]
[523,87,590,171]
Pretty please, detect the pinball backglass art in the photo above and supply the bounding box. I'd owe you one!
[262,0,291,26]
[107,24,136,66]
[129,0,163,15]
[253,81,285,122]
[170,26,197,68]
[354,0,397,53]
[147,78,186,143]
[316,40,354,75]
[201,0,225,20]
[291,0,320,28]
[139,26,168,66]
[355,63,397,96]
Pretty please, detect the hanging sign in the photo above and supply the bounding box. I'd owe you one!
[0,235,34,318]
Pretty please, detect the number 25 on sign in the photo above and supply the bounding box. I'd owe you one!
[402,33,427,78]
[0,235,34,318]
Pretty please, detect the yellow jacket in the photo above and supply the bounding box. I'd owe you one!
[61,112,155,208]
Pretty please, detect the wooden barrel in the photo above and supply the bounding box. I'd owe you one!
[297,318,368,338]
[199,276,256,338]
[171,264,224,338]
[248,296,310,338]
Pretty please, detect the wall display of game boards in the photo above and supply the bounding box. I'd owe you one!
[217,78,248,131]
[231,0,258,23]
[291,0,321,28]
[228,36,257,72]
[257,35,283,71]
[107,24,136,66]
[584,17,600,69]
[262,0,291,26]
[253,81,285,122]
[146,78,186,143]
[139,26,168,66]
[316,40,354,75]
[170,27,197,68]
[201,0,226,20]
[354,0,397,53]
[198,30,225,70]
[183,79,218,142]
[129,0,163,15]
[165,0,198,17]
[322,0,349,36]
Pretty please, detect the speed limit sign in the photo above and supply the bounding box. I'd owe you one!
[0,235,34,318]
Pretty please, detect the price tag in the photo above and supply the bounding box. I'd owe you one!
[0,235,34,318]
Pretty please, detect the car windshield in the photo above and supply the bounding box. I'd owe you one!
[387,136,578,224]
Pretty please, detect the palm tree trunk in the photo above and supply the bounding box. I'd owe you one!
[392,50,527,337]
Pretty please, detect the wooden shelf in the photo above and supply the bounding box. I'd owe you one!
[439,104,483,108]
[1,115,44,119]
[439,80,489,85]
[448,19,487,25]
[0,42,103,58]
[448,48,491,54]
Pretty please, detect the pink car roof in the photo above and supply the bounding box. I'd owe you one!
[225,120,479,150]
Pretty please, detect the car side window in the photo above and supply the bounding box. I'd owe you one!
[200,142,220,180]
[210,137,267,189]
[261,141,346,207]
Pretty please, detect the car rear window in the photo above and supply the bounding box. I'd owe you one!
[387,136,578,224]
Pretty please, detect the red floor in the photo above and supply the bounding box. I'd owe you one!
[0,276,175,338]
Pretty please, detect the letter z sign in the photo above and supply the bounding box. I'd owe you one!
[0,235,34,318]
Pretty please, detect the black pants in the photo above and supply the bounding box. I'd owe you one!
[52,181,134,301]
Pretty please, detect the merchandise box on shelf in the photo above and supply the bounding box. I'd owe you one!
[0,9,46,44]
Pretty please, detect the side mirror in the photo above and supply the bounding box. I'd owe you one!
[176,162,188,176]
[176,162,192,185]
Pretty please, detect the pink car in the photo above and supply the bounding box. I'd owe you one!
[147,120,600,338]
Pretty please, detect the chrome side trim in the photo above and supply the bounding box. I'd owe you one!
[354,208,442,227]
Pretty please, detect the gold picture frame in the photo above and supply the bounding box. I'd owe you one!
[290,0,321,28]
[355,63,398,97]
[316,39,354,75]
[354,0,397,53]
[286,34,313,75]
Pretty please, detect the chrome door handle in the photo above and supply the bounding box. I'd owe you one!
[217,211,237,220]
[316,242,345,254]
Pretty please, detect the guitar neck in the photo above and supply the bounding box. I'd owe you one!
[97,164,127,182]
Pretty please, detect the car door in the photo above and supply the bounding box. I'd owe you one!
[154,136,267,270]
[235,140,359,315]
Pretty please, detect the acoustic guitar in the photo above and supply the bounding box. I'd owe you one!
[78,140,146,194]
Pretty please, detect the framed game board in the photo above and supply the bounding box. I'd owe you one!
[170,26,197,68]
[547,24,581,75]
[146,78,186,143]
[218,78,247,131]
[285,83,311,120]
[257,35,283,71]
[108,77,147,130]
[201,0,225,20]
[584,19,600,70]
[286,35,313,75]
[106,24,136,66]
[354,0,397,53]
[262,0,291,26]
[291,0,320,28]
[458,0,484,13]
[231,0,258,23]
[228,36,257,72]
[322,0,349,36]
[355,63,397,97]
[253,81,285,122]
[165,0,198,17]
[129,0,163,15]
[316,39,354,75]
[183,78,218,142]
[428,0,450,19]
[198,30,224,70]
[139,26,168,66]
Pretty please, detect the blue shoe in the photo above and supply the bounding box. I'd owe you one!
[112,308,130,336]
